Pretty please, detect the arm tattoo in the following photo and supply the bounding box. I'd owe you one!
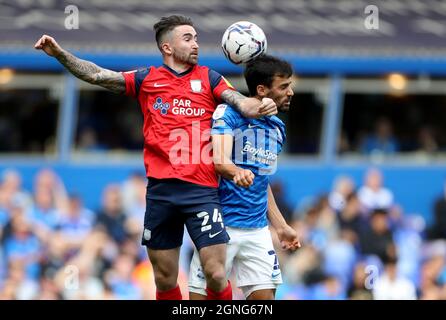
[220,89,246,112]
[56,49,125,94]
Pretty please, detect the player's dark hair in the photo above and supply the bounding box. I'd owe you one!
[244,55,293,97]
[153,15,194,51]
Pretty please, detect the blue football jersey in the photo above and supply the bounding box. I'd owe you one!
[211,104,286,228]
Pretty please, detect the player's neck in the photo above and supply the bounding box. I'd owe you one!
[163,59,193,74]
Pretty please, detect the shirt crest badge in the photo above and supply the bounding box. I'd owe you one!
[190,80,202,93]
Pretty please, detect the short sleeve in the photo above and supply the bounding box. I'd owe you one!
[208,69,235,102]
[211,104,241,136]
[121,67,150,98]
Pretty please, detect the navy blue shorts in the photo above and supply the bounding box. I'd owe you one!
[142,178,230,250]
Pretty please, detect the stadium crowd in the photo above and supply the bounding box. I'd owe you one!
[0,167,445,300]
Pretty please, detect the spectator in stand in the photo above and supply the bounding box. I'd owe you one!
[416,126,439,155]
[2,207,42,281]
[0,169,32,214]
[337,193,365,243]
[360,117,399,156]
[28,187,60,242]
[322,229,357,288]
[373,255,417,300]
[359,209,395,262]
[54,230,109,299]
[427,180,446,240]
[328,175,355,213]
[76,127,107,152]
[300,195,338,250]
[28,169,69,242]
[57,193,94,251]
[1,260,39,300]
[347,262,373,300]
[311,275,347,300]
[95,184,129,244]
[103,253,142,299]
[419,253,446,299]
[337,130,352,154]
[39,233,69,286]
[0,170,33,236]
[33,169,68,212]
[358,168,394,215]
[121,172,146,236]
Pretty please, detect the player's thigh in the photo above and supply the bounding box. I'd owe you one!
[183,202,229,252]
[198,243,227,273]
[142,197,184,250]
[236,227,282,296]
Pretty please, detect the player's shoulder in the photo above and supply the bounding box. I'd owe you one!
[212,103,242,121]
[195,64,220,73]
[267,115,286,142]
[195,64,210,71]
[198,66,222,83]
[135,66,152,74]
[269,115,285,129]
[122,67,151,76]
[191,65,215,77]
[189,65,221,85]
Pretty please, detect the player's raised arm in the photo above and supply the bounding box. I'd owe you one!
[220,90,278,118]
[34,35,125,94]
[212,134,254,188]
[267,184,301,251]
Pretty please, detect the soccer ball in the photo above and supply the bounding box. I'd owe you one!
[221,21,267,65]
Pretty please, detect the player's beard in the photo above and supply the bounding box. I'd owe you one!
[278,98,292,112]
[173,50,198,66]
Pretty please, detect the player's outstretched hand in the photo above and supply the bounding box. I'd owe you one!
[233,168,254,188]
[276,224,301,252]
[34,35,63,57]
[258,97,278,117]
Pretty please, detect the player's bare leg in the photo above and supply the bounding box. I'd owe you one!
[189,292,207,300]
[147,247,180,291]
[247,289,275,300]
[199,243,227,292]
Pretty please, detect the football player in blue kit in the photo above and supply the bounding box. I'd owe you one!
[189,55,301,300]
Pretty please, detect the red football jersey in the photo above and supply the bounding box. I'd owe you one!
[122,64,234,188]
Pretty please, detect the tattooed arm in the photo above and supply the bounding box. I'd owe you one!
[220,89,278,118]
[34,35,125,94]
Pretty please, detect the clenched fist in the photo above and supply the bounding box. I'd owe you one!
[258,97,278,117]
[233,168,254,188]
[34,35,63,57]
[239,97,278,119]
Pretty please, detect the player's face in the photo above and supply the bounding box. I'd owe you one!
[264,75,294,112]
[170,25,199,66]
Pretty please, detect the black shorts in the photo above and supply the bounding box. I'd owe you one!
[142,178,230,250]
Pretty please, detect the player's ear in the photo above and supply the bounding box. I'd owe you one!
[256,84,267,97]
[161,42,172,55]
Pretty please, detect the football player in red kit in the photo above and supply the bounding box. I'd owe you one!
[34,15,277,300]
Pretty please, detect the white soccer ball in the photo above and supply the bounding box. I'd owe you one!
[221,21,267,65]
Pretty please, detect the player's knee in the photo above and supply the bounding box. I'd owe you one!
[153,268,177,290]
[211,269,226,284]
[203,265,226,284]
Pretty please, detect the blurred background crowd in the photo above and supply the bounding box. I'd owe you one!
[1,167,446,300]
